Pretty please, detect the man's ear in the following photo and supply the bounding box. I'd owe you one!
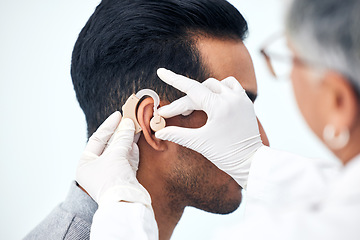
[137,97,167,151]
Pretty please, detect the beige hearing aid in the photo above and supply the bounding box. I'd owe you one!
[122,89,166,134]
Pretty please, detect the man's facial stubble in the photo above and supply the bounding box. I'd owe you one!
[164,112,242,215]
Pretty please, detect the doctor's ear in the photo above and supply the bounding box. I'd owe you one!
[137,97,167,151]
[323,71,359,128]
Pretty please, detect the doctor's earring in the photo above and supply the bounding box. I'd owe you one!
[323,124,350,150]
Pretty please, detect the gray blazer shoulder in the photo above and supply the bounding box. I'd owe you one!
[24,182,98,240]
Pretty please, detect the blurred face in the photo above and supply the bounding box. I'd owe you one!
[288,42,327,139]
[288,39,360,163]
[164,37,268,214]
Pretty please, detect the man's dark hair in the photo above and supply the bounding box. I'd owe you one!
[71,0,248,136]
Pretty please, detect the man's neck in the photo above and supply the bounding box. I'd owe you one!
[78,171,183,240]
[137,164,184,240]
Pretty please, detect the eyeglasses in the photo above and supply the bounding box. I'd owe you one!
[260,34,360,100]
[260,33,307,79]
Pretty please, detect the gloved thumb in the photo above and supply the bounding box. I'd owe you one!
[109,118,136,151]
[219,76,244,91]
[158,96,196,118]
[155,125,199,150]
[84,111,122,156]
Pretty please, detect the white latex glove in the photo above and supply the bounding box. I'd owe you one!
[155,68,263,188]
[76,111,151,207]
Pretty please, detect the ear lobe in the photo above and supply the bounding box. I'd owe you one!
[137,98,167,151]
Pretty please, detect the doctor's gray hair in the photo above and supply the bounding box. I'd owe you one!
[286,0,360,93]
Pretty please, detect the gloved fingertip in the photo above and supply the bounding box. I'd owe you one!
[112,110,121,116]
[157,67,167,74]
[108,111,121,120]
[154,130,165,140]
[157,67,169,77]
[118,118,135,131]
[158,96,192,118]
[157,68,175,84]
[203,78,222,94]
[157,105,170,117]
[154,127,174,141]
[221,76,244,91]
[101,111,122,130]
[181,110,194,116]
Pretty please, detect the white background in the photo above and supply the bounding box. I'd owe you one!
[0,0,337,239]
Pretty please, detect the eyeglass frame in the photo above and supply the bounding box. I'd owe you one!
[260,33,360,99]
[259,32,310,79]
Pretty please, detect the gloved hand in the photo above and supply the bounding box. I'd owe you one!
[155,68,263,189]
[76,111,151,207]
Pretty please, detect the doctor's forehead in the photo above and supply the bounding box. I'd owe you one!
[196,37,258,95]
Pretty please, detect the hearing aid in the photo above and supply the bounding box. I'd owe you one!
[122,89,166,134]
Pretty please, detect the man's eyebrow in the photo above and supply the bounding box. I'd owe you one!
[245,90,258,103]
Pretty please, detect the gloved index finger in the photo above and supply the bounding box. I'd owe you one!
[84,111,122,156]
[157,68,213,112]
